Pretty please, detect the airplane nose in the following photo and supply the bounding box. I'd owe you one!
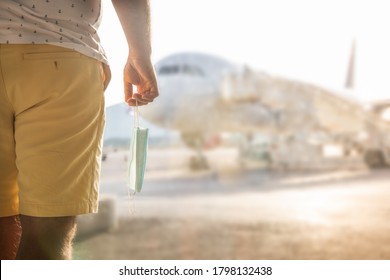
[139,76,177,125]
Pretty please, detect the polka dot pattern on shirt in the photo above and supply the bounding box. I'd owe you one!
[0,0,107,64]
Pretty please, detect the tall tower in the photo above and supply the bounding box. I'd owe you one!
[345,39,356,89]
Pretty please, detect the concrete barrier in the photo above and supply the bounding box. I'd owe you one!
[75,195,118,240]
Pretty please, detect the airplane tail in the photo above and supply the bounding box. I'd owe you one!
[345,39,356,89]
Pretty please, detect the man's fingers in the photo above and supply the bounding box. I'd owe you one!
[124,82,133,104]
[124,63,141,104]
[126,93,148,106]
[134,93,152,105]
[123,57,159,106]
[142,87,159,101]
[126,98,148,106]
[125,85,159,106]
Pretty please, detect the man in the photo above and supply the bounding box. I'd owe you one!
[0,0,158,259]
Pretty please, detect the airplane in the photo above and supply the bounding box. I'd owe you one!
[138,48,390,170]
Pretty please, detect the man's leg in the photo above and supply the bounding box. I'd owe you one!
[1,45,105,259]
[16,215,76,260]
[0,215,21,260]
[0,45,21,260]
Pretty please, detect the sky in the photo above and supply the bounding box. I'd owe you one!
[99,0,390,106]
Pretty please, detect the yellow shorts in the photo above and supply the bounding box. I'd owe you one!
[0,44,105,217]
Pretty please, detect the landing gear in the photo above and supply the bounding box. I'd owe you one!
[364,149,386,168]
[190,151,209,170]
[182,133,210,170]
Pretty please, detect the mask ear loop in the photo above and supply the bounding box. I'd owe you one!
[128,182,136,215]
[134,99,139,128]
[128,99,139,215]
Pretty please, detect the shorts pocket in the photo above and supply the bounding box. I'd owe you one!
[23,51,81,60]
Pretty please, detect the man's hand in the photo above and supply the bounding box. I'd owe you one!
[124,55,159,106]
[111,0,157,106]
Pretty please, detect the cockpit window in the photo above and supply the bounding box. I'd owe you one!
[181,64,204,76]
[158,64,204,77]
[158,65,180,75]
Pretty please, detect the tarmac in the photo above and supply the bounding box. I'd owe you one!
[74,147,390,259]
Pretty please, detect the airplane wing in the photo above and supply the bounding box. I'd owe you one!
[220,68,370,136]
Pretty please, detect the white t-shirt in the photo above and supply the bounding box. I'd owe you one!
[0,0,108,64]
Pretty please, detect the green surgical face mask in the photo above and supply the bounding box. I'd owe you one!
[127,104,148,193]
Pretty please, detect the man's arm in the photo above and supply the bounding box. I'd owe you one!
[111,0,159,106]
